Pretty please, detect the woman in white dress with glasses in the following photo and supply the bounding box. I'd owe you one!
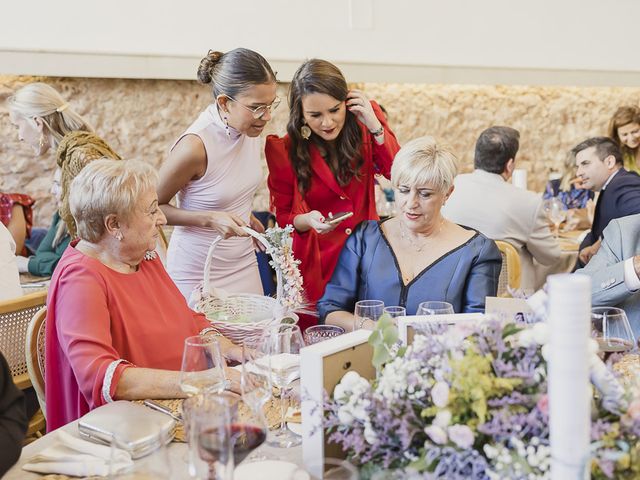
[158,48,279,302]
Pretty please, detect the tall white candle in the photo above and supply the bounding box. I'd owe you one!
[511,168,528,189]
[548,273,591,480]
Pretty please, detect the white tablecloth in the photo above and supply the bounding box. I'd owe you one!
[5,418,303,479]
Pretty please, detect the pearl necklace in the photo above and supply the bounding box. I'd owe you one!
[400,218,445,252]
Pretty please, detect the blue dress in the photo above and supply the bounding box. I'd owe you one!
[317,220,502,322]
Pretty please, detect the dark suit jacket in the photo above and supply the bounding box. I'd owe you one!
[580,169,640,250]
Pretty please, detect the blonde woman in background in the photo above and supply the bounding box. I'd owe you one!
[608,105,640,174]
[7,82,121,238]
[318,136,501,331]
[158,48,279,302]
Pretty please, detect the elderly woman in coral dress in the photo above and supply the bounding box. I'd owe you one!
[45,159,240,431]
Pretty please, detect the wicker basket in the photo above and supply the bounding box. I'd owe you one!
[193,227,297,344]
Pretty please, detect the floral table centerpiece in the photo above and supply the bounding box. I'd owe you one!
[325,319,640,479]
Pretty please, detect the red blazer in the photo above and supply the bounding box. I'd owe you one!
[265,102,400,330]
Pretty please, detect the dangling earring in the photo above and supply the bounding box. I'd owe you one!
[38,134,45,150]
[115,231,123,241]
[223,115,231,138]
[301,123,311,140]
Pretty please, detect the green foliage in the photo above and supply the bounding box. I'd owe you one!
[368,313,399,371]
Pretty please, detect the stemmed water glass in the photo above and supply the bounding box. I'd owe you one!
[591,307,636,360]
[179,335,227,396]
[354,300,384,331]
[543,197,567,238]
[256,324,304,448]
[416,301,455,316]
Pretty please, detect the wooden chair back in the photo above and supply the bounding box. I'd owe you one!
[494,240,521,297]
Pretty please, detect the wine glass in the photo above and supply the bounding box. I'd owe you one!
[240,341,272,412]
[416,301,455,335]
[230,400,268,465]
[384,306,406,319]
[591,307,636,360]
[416,301,455,316]
[256,324,304,448]
[179,335,226,396]
[303,325,345,345]
[194,393,238,480]
[543,197,567,238]
[354,299,384,331]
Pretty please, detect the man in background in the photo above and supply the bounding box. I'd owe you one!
[443,126,561,291]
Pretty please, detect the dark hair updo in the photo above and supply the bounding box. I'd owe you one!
[197,48,276,99]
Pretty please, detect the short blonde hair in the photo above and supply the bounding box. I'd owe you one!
[391,136,459,192]
[6,82,92,148]
[69,159,158,242]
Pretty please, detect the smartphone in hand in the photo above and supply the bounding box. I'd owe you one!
[325,211,354,225]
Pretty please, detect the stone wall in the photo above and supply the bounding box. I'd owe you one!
[2,75,640,226]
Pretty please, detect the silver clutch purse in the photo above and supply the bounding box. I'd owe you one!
[78,400,176,459]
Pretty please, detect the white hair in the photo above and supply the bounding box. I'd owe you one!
[69,159,158,242]
[391,136,459,192]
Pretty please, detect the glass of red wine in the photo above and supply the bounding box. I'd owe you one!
[591,307,636,361]
[229,402,268,465]
[194,393,238,480]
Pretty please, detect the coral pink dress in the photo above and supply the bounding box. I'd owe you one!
[167,104,264,302]
[45,242,209,431]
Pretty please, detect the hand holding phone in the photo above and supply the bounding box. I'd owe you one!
[326,211,354,225]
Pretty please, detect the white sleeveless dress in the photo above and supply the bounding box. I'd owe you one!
[166,104,264,302]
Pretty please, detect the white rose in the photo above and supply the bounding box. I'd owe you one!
[447,424,474,449]
[424,425,447,445]
[431,381,450,408]
[433,410,452,428]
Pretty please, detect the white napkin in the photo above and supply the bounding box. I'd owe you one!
[240,354,301,382]
[22,430,133,477]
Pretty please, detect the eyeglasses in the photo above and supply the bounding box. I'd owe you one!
[225,95,281,119]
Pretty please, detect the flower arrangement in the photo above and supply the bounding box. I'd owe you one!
[261,225,305,313]
[325,319,640,479]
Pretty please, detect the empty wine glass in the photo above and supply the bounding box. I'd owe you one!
[591,307,636,360]
[179,335,226,396]
[354,299,384,331]
[384,306,406,319]
[303,325,345,345]
[543,197,567,238]
[256,324,304,448]
[416,301,455,316]
[240,341,272,412]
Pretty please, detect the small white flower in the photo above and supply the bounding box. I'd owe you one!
[433,410,452,428]
[431,381,450,407]
[447,424,474,449]
[517,329,534,347]
[424,425,447,445]
[532,322,549,345]
[337,406,354,425]
[363,422,378,444]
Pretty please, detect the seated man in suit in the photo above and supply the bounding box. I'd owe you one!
[574,137,640,266]
[442,126,561,291]
[577,213,640,337]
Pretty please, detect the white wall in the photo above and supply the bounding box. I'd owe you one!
[1,0,638,85]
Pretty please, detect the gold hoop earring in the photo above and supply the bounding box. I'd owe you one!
[301,124,311,140]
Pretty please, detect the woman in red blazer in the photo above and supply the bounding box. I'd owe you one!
[265,59,400,330]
